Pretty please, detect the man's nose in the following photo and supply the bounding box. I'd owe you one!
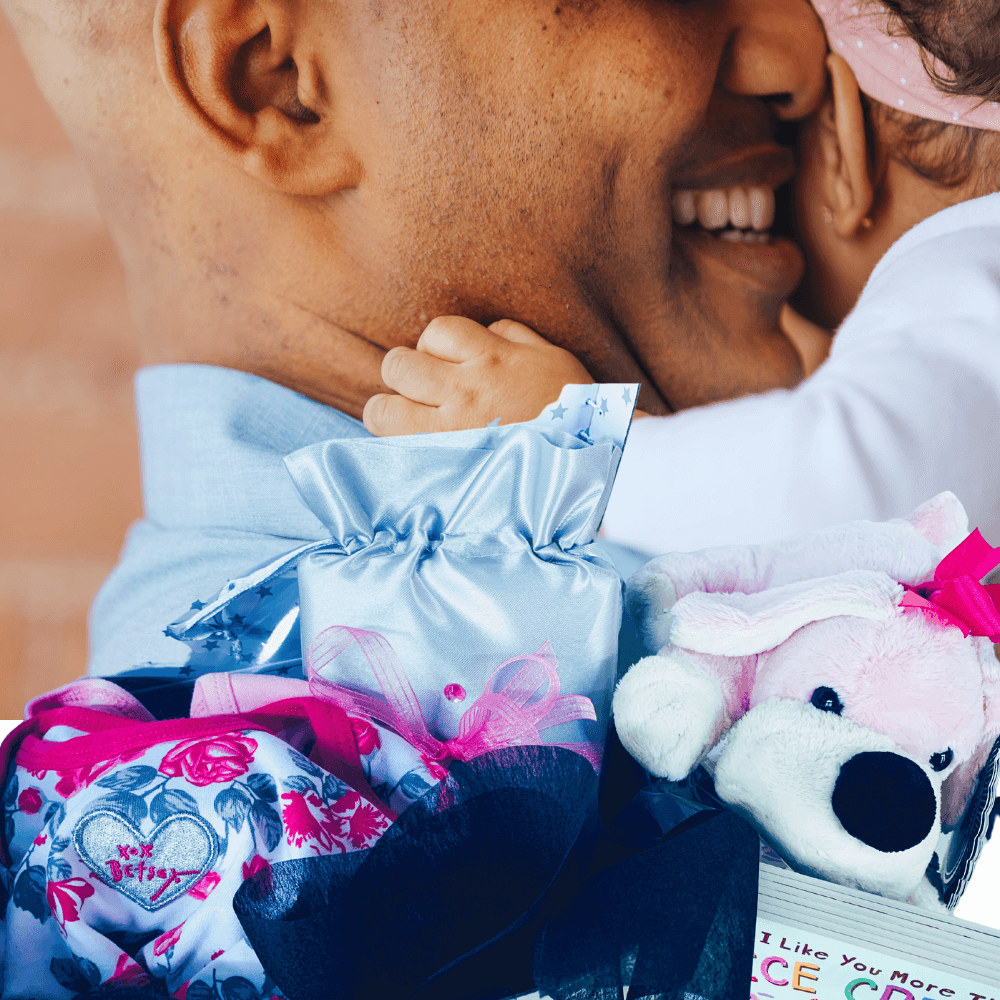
[719,0,828,120]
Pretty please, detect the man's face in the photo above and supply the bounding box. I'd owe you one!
[332,0,827,413]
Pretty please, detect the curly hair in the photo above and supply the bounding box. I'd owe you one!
[878,0,1000,102]
[859,0,1000,195]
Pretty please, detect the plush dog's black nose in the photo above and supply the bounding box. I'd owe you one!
[831,752,936,853]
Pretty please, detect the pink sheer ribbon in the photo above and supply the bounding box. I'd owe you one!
[306,626,602,772]
[899,529,1000,641]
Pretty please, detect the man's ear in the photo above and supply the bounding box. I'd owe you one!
[822,53,876,239]
[154,0,361,195]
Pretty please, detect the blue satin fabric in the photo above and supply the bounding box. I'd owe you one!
[290,421,626,751]
[160,386,638,755]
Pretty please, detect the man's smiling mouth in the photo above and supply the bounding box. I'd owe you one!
[665,141,803,297]
[668,141,794,247]
[671,184,776,244]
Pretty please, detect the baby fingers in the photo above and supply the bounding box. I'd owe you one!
[416,316,499,363]
[486,319,553,347]
[381,346,454,404]
[363,393,445,437]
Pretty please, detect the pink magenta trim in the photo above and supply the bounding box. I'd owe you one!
[190,673,310,717]
[13,710,267,772]
[24,678,155,723]
[0,697,393,867]
[899,529,1000,641]
[307,626,602,771]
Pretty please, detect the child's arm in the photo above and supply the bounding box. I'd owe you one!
[780,303,833,378]
[363,316,594,436]
[363,308,827,437]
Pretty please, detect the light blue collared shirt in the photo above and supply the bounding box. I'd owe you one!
[89,364,647,677]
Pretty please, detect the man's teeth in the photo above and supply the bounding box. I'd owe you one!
[718,229,771,244]
[672,185,776,234]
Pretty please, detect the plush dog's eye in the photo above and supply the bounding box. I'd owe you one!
[929,749,954,772]
[810,686,843,715]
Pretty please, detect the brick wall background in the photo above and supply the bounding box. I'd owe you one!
[0,13,142,718]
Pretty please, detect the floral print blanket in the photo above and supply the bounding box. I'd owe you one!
[0,698,392,998]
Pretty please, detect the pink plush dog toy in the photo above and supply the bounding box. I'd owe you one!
[614,493,1000,907]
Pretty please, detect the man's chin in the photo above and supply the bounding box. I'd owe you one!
[653,228,805,410]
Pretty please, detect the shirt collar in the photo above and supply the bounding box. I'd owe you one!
[135,364,370,540]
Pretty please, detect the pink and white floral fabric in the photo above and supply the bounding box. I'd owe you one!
[0,687,392,998]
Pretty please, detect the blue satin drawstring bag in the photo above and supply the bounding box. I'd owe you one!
[289,385,637,788]
[169,383,638,797]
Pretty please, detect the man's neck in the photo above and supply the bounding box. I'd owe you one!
[132,267,388,422]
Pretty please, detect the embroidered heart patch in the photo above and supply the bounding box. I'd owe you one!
[73,810,219,911]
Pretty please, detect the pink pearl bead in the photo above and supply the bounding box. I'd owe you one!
[443,683,466,703]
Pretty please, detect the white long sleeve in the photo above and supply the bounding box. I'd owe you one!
[602,193,1000,556]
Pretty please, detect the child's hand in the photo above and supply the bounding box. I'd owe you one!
[364,316,593,436]
[780,303,833,378]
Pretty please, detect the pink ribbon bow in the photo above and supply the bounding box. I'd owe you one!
[900,529,1000,641]
[306,626,602,772]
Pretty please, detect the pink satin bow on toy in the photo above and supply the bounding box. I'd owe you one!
[306,626,601,771]
[900,529,1000,641]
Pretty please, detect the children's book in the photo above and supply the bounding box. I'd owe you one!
[754,861,1000,1000]
[514,855,1000,1000]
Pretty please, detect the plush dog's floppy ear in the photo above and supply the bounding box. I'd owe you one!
[904,492,969,555]
[626,566,681,655]
[626,543,794,655]
[625,503,953,655]
[669,570,904,657]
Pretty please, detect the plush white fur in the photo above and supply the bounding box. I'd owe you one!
[756,613,985,769]
[670,571,904,657]
[907,492,970,552]
[625,492,968,655]
[616,493,1000,906]
[613,651,729,780]
[713,699,940,902]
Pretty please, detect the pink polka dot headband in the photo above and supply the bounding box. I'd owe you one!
[813,0,1000,131]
